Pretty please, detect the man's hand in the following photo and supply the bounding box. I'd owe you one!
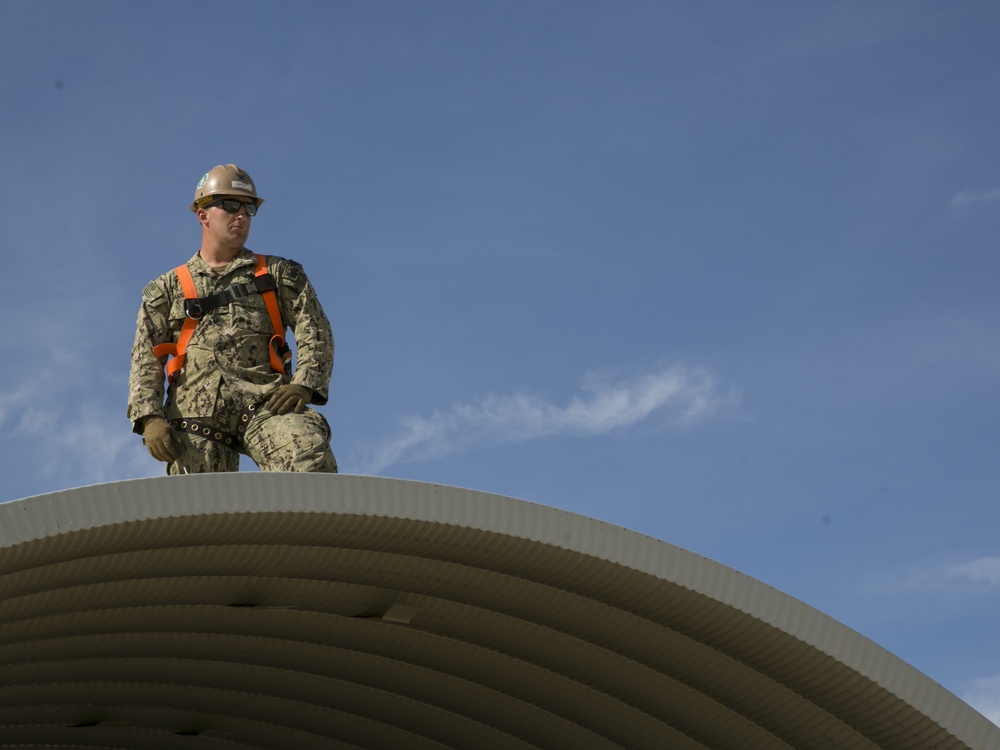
[266,384,312,415]
[143,418,179,463]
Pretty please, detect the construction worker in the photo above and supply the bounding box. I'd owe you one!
[127,164,337,473]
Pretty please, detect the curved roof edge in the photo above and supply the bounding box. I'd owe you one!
[2,473,997,749]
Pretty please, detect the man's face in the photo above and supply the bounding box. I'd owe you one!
[200,196,255,248]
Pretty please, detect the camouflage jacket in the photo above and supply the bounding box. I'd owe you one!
[127,249,333,431]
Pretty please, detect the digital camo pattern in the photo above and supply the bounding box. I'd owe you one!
[166,430,240,474]
[129,249,336,473]
[243,408,337,472]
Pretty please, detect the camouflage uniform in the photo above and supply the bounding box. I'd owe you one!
[128,248,337,473]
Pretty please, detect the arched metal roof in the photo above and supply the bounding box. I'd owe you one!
[0,474,996,749]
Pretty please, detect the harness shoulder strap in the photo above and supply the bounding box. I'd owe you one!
[255,254,291,375]
[151,264,198,385]
[150,258,290,385]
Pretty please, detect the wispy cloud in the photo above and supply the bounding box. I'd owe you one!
[961,675,1000,729]
[353,364,740,474]
[863,556,1000,598]
[36,398,158,487]
[5,394,156,499]
[949,188,1000,208]
[0,381,46,433]
[911,556,1000,591]
[946,557,1000,587]
[2,357,156,501]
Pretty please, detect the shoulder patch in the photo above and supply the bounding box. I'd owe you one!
[142,280,165,303]
[275,258,304,284]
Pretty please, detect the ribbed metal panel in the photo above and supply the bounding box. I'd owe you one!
[0,474,995,749]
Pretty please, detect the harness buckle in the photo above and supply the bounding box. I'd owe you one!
[184,299,204,320]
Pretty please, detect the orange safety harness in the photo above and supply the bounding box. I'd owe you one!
[152,254,291,385]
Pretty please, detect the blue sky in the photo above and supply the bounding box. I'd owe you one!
[2,0,998,727]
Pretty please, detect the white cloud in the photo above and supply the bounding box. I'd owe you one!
[4,388,156,499]
[863,556,1000,599]
[2,345,156,500]
[41,399,159,486]
[946,557,1000,587]
[0,380,43,431]
[949,188,1000,208]
[353,364,740,474]
[961,676,1000,729]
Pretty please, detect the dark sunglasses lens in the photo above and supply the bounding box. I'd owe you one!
[218,200,257,216]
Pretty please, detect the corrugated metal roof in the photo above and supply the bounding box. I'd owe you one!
[0,474,995,749]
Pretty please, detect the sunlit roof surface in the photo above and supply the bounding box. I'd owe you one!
[0,474,996,749]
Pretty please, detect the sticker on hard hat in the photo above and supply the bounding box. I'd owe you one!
[197,174,209,188]
[231,180,253,191]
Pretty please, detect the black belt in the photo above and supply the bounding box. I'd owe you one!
[173,419,241,451]
[172,402,261,454]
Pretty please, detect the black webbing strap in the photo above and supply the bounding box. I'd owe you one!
[184,274,277,320]
[171,402,262,456]
[172,419,242,452]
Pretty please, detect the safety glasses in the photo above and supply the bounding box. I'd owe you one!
[205,198,259,216]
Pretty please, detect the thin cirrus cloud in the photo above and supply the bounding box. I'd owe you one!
[947,557,1000,587]
[354,364,740,474]
[3,390,156,499]
[949,187,1000,208]
[863,556,1000,597]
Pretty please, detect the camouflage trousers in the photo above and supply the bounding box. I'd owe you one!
[165,406,337,474]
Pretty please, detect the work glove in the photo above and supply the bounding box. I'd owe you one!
[266,383,312,415]
[143,418,179,463]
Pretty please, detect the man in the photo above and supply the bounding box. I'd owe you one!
[127,164,337,473]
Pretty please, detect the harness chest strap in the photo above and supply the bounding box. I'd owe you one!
[151,254,289,384]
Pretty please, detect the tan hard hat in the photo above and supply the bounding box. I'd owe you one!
[190,164,265,212]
